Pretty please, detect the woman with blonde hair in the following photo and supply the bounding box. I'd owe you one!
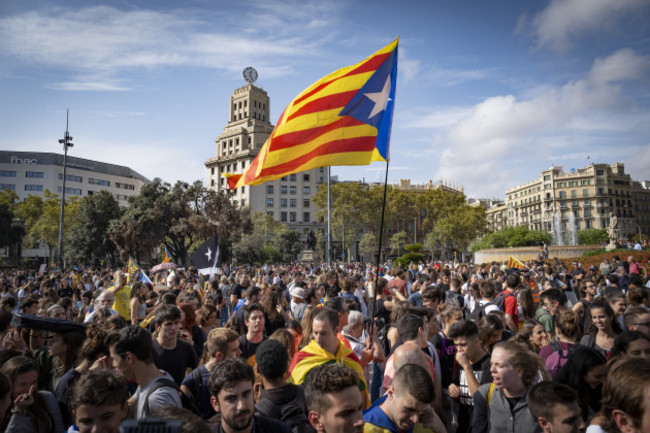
[473,341,550,433]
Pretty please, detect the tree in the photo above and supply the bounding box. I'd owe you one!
[67,191,122,266]
[472,225,552,251]
[231,212,297,264]
[389,231,407,257]
[431,205,487,256]
[0,190,24,249]
[578,228,608,245]
[279,229,302,262]
[358,232,377,261]
[14,190,80,263]
[109,179,251,264]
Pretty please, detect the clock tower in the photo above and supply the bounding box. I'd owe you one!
[205,69,323,235]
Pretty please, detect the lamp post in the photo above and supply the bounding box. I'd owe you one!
[57,110,74,269]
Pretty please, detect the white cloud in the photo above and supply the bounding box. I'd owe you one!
[0,4,333,90]
[524,0,648,51]
[624,144,650,182]
[432,49,650,197]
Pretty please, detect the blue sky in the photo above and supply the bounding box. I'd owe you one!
[1,0,649,199]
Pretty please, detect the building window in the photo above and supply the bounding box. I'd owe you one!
[303,186,310,195]
[0,184,15,190]
[58,173,82,182]
[211,179,215,186]
[584,199,591,207]
[281,176,287,181]
[585,209,592,217]
[281,212,287,222]
[57,186,81,195]
[281,185,288,194]
[115,182,135,190]
[571,190,577,198]
[89,178,110,186]
[290,186,296,194]
[267,185,274,193]
[290,212,296,222]
[289,174,296,181]
[596,169,604,176]
[241,186,245,194]
[559,191,566,199]
[0,171,16,177]
[544,175,551,181]
[303,212,310,222]
[267,198,274,207]
[290,199,296,207]
[267,211,274,217]
[26,171,44,178]
[303,174,310,181]
[303,199,310,207]
[281,199,287,207]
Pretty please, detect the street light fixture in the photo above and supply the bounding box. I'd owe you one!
[57,110,74,269]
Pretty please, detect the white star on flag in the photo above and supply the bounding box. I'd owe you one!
[365,75,391,118]
[204,247,212,261]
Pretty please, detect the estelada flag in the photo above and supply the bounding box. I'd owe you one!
[507,256,527,270]
[288,339,369,407]
[226,38,398,189]
[162,245,172,263]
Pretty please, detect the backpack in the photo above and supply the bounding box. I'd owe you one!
[256,391,315,433]
[469,301,494,323]
[492,291,515,312]
[545,342,578,377]
[142,377,201,417]
[376,319,392,356]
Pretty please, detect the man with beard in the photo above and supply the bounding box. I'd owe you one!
[208,358,292,433]
[230,272,251,309]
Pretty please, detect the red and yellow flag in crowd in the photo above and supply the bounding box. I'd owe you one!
[162,245,172,263]
[225,38,399,189]
[507,256,527,270]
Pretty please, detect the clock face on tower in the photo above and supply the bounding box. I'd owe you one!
[242,67,258,84]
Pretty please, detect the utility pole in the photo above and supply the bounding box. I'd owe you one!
[57,110,74,269]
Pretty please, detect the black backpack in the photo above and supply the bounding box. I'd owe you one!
[256,390,315,433]
[469,301,494,323]
[143,377,201,417]
[492,291,515,312]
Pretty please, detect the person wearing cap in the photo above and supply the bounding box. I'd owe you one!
[290,284,308,320]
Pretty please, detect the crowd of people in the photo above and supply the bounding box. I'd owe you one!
[0,252,649,433]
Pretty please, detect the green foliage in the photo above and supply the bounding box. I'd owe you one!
[109,179,251,264]
[67,191,122,266]
[232,212,301,264]
[358,232,377,261]
[389,231,407,256]
[577,228,609,245]
[14,190,79,261]
[0,190,24,248]
[405,243,423,253]
[393,252,426,268]
[472,225,552,252]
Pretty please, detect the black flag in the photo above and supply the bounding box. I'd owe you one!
[190,234,220,276]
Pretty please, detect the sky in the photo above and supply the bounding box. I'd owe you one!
[1,0,649,199]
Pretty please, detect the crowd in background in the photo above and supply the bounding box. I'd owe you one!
[0,250,650,433]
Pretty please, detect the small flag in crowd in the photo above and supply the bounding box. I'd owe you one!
[126,256,152,284]
[190,234,220,277]
[225,38,398,189]
[507,256,527,270]
[162,245,172,263]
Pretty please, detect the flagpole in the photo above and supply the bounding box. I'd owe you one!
[327,166,332,267]
[370,160,390,339]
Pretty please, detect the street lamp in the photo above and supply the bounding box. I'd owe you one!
[57,110,74,269]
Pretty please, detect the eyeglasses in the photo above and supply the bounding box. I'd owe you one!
[633,322,650,327]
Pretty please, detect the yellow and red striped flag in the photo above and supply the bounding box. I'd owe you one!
[507,256,527,270]
[226,38,398,189]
